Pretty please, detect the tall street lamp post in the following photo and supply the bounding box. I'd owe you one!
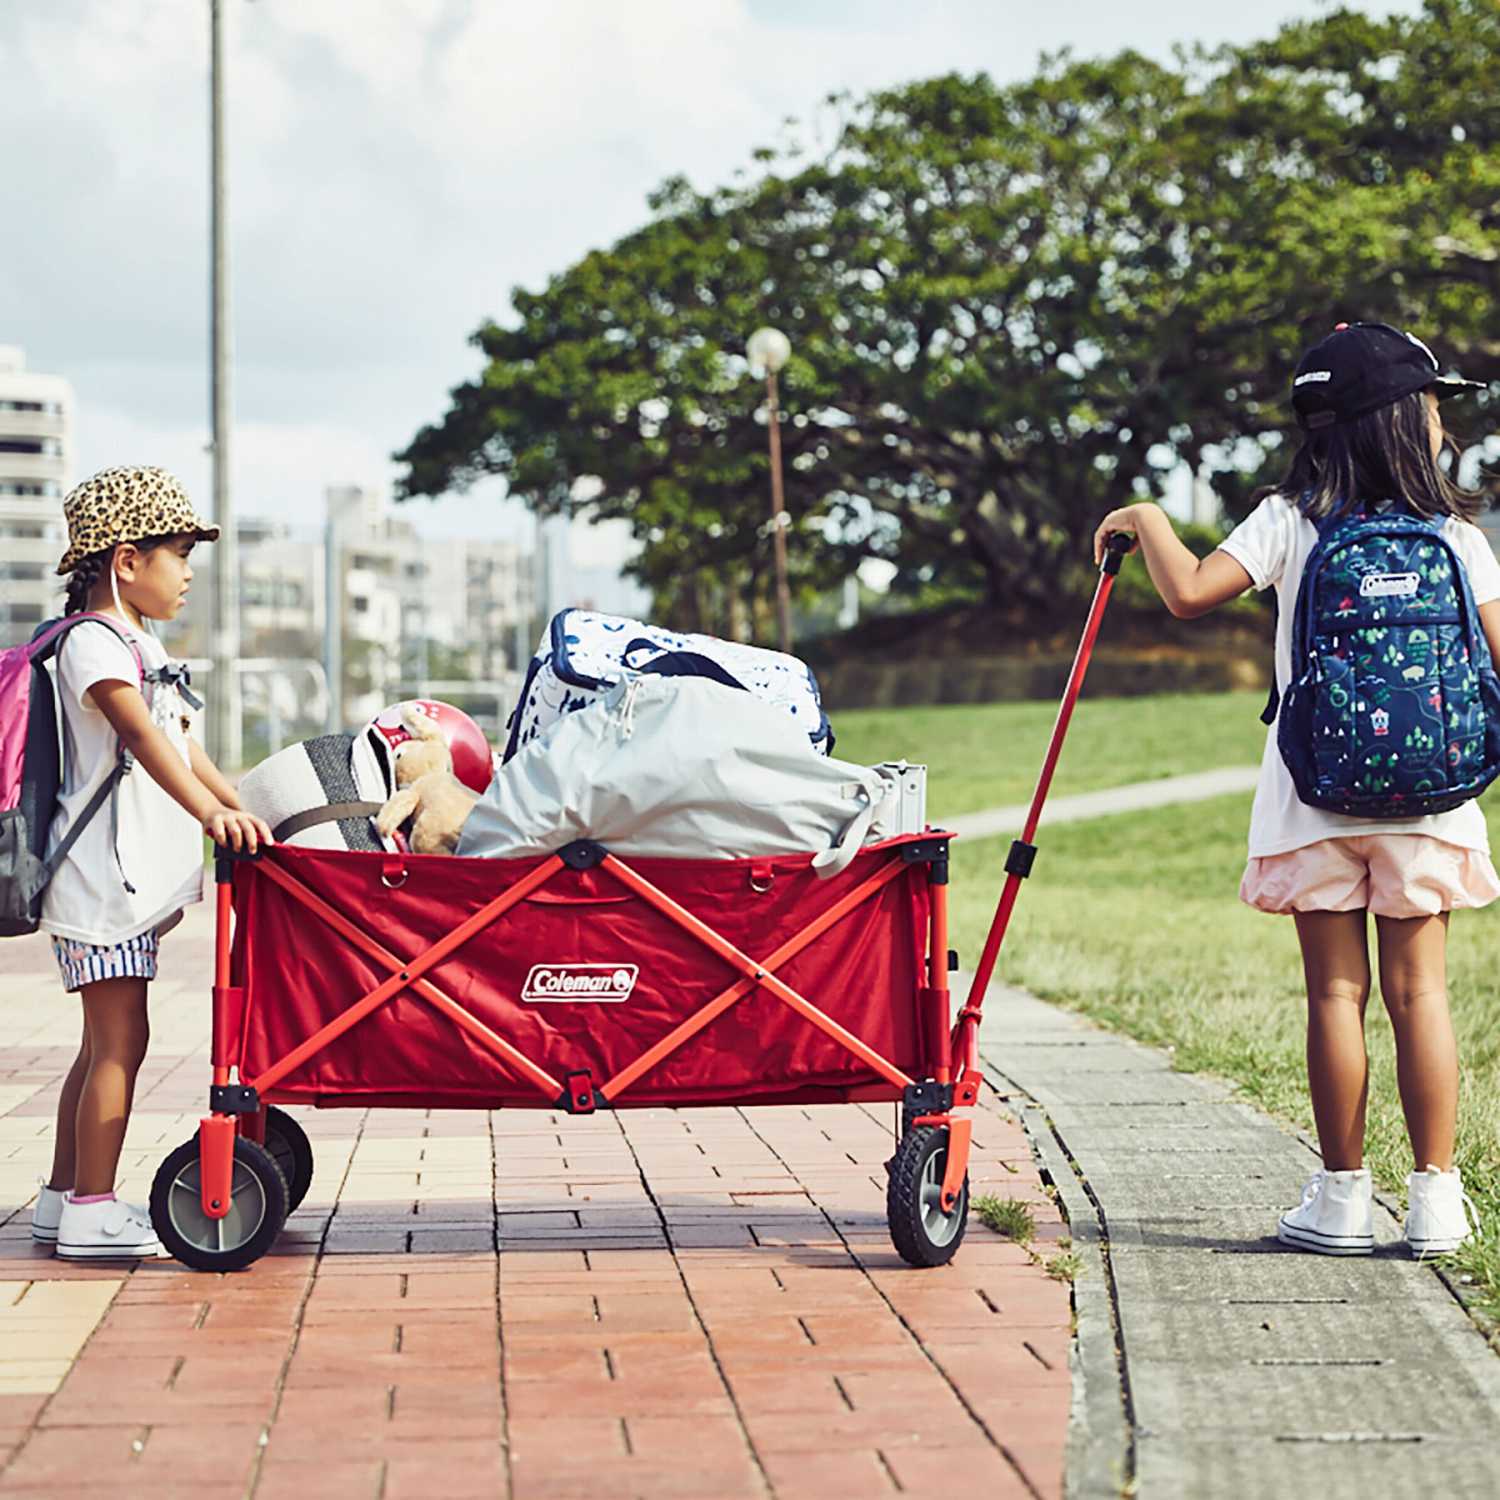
[208,0,241,767]
[746,326,793,654]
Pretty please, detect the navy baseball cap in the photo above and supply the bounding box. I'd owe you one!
[1291,321,1486,431]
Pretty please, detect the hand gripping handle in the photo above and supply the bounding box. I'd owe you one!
[1102,530,1136,576]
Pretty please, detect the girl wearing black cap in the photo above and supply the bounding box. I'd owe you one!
[1093,322,1494,1262]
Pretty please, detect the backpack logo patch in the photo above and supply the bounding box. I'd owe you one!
[1359,572,1420,598]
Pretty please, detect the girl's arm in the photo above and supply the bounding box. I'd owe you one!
[188,738,242,809]
[88,680,272,852]
[1093,502,1254,618]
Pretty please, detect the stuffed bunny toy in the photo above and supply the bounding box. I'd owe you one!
[375,705,481,854]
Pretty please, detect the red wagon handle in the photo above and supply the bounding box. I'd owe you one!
[956,531,1134,1058]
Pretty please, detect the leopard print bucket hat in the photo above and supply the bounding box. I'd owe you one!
[57,465,220,574]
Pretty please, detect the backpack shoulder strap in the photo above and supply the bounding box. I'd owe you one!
[29,613,145,678]
[30,613,146,686]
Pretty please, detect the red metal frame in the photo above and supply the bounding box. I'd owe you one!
[201,839,954,1217]
[948,546,1125,1093]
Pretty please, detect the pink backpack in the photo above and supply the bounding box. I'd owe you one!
[0,614,144,936]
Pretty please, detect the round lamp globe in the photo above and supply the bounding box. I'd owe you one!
[746,327,792,375]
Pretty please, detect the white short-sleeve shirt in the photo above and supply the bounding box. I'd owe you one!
[1218,495,1500,859]
[39,615,205,945]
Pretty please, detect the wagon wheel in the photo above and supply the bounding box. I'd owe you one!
[887,1124,969,1267]
[261,1106,315,1213]
[150,1135,288,1272]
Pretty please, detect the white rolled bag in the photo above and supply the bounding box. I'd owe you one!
[457,676,900,875]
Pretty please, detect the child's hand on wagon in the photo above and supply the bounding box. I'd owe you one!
[203,805,274,853]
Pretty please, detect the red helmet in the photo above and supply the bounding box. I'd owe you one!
[365,699,493,795]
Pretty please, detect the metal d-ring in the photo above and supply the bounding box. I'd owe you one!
[381,868,409,890]
[749,873,775,894]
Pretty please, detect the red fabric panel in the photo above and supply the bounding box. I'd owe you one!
[232,840,939,1108]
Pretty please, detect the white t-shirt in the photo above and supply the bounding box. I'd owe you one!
[1218,494,1500,858]
[40,615,205,945]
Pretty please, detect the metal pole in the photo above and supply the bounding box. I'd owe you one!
[764,370,793,654]
[209,0,241,767]
[323,513,342,731]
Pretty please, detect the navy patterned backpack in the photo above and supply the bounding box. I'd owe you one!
[1277,504,1500,817]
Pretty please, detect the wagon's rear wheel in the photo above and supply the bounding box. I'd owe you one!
[261,1106,314,1212]
[150,1135,288,1272]
[887,1124,969,1267]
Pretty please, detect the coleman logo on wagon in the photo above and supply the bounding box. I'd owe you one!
[522,963,639,1002]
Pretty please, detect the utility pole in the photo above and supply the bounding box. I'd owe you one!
[208,0,241,768]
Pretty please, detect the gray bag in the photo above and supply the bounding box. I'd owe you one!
[458,677,898,875]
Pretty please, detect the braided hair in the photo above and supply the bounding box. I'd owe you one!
[63,548,111,615]
[61,535,175,615]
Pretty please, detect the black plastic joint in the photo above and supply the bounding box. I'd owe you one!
[1005,839,1038,879]
[901,1080,953,1117]
[557,840,608,870]
[947,948,959,972]
[209,1083,260,1115]
[900,837,949,865]
[558,1070,602,1114]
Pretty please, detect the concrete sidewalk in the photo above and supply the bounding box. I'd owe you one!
[982,986,1500,1500]
[945,766,1260,843]
[0,905,1071,1500]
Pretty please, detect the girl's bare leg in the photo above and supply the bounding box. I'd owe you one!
[1374,912,1457,1171]
[73,978,150,1198]
[47,1025,92,1191]
[1293,911,1371,1172]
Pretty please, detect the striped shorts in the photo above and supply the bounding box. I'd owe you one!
[50,931,160,993]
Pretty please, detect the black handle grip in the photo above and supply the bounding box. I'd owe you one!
[1102,531,1136,576]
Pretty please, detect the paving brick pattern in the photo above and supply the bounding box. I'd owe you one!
[0,905,1070,1499]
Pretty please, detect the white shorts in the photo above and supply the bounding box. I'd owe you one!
[51,930,159,993]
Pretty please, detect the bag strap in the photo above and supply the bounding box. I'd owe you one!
[273,802,384,842]
[39,749,133,883]
[29,612,146,685]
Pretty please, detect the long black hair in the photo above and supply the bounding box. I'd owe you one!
[1261,389,1480,523]
[62,536,175,616]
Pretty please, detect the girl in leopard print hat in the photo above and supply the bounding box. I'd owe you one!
[32,465,272,1262]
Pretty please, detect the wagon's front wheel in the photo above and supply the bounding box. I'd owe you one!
[261,1106,314,1212]
[887,1124,969,1267]
[150,1135,288,1272]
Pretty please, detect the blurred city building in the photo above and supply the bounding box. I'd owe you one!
[0,346,72,644]
[171,484,538,752]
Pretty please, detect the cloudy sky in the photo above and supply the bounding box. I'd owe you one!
[4,0,1421,559]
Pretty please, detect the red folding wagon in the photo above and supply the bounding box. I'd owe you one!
[149,536,1132,1271]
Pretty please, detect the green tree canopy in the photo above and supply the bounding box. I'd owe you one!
[397,0,1498,633]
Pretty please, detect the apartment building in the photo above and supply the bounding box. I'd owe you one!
[0,346,72,645]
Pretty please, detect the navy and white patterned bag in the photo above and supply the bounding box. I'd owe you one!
[502,609,834,762]
[1277,507,1500,817]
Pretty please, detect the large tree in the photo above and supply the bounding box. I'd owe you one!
[397,0,1498,632]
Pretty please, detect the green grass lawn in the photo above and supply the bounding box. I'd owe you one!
[834,690,1267,817]
[912,694,1500,1335]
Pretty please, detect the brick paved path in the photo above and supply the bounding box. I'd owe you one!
[0,905,1070,1499]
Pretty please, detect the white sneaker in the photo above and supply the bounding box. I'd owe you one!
[31,1181,65,1243]
[1277,1168,1374,1255]
[1405,1165,1479,1259]
[56,1196,166,1260]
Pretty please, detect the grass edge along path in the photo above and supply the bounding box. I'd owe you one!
[832,690,1268,819]
[945,786,1500,1344]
